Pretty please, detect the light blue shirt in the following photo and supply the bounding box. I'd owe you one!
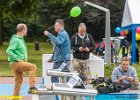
[48,29,71,62]
[111,66,139,85]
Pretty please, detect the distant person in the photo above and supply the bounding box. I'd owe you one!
[44,19,71,83]
[95,40,114,57]
[71,23,95,84]
[118,39,129,61]
[6,23,37,98]
[112,57,139,90]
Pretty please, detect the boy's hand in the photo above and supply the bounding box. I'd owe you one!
[18,59,24,62]
[84,47,89,52]
[47,58,52,63]
[128,77,134,82]
[119,76,127,81]
[44,31,49,36]
[79,47,84,52]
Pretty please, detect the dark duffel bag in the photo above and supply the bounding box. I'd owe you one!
[91,77,121,94]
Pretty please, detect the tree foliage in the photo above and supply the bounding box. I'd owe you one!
[0,0,43,45]
[0,0,42,20]
[39,0,125,40]
[0,0,126,43]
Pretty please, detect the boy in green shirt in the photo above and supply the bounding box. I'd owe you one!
[6,23,37,97]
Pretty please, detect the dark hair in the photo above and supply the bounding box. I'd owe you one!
[55,19,64,26]
[121,57,130,62]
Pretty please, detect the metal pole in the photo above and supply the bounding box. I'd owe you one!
[105,10,111,65]
[84,1,111,65]
[84,1,109,12]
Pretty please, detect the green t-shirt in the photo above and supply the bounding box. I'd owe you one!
[6,34,27,64]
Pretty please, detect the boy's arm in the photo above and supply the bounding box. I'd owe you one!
[48,32,65,45]
[6,39,20,62]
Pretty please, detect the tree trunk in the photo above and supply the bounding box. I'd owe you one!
[0,21,3,45]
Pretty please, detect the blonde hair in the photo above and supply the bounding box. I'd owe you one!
[55,19,64,26]
[121,57,130,62]
[16,23,27,32]
[78,23,86,31]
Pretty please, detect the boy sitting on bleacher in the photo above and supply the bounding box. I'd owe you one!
[111,57,139,90]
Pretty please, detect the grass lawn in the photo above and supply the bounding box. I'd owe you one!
[0,42,140,79]
[0,42,53,77]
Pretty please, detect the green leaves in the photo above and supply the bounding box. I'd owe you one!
[0,0,43,20]
[46,0,75,6]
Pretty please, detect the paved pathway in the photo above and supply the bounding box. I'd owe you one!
[0,77,56,100]
[0,77,42,84]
